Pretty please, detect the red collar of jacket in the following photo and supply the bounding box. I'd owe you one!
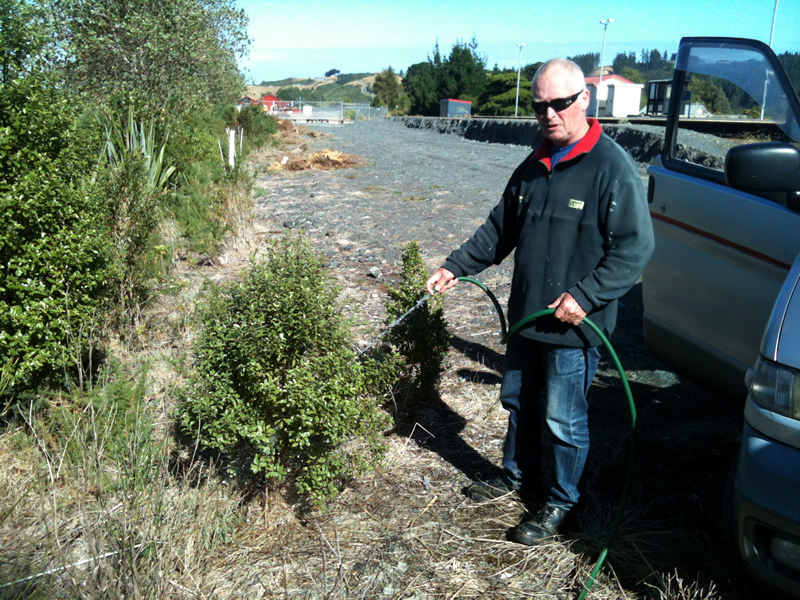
[532,118,602,171]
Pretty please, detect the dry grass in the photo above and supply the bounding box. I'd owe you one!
[0,389,244,598]
[268,149,362,173]
[0,129,744,600]
[260,121,361,173]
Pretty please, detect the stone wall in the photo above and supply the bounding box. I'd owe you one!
[393,116,666,165]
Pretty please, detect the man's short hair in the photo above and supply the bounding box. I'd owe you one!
[532,58,586,93]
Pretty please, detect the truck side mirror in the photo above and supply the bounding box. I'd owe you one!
[785,191,800,212]
[725,142,800,196]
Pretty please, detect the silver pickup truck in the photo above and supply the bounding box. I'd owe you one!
[642,37,800,596]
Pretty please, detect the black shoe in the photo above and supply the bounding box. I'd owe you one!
[466,476,514,502]
[509,504,570,546]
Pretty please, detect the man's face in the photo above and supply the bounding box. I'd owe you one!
[532,70,590,148]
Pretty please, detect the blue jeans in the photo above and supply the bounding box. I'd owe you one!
[499,336,600,509]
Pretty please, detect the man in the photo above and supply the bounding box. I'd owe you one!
[425,58,654,545]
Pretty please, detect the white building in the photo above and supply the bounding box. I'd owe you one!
[585,74,644,118]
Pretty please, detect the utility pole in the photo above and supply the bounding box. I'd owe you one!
[595,18,613,117]
[515,42,526,117]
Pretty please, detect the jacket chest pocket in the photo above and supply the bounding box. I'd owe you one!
[546,178,598,225]
[525,192,590,226]
[550,196,589,223]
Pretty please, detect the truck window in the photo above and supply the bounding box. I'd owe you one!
[669,41,800,175]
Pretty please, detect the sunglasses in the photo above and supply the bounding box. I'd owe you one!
[531,90,584,115]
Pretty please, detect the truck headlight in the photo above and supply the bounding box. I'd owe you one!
[746,357,800,420]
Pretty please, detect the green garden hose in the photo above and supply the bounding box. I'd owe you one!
[455,276,507,336]
[455,276,637,600]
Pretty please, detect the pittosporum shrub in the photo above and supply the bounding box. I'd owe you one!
[177,233,398,507]
[0,77,113,391]
[384,242,450,399]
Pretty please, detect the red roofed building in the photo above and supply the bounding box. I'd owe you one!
[584,74,644,117]
[259,94,285,113]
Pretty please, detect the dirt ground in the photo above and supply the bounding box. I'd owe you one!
[223,120,754,599]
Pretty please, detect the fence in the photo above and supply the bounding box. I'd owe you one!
[273,101,387,123]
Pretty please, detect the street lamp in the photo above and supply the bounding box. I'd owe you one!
[769,0,779,47]
[595,18,613,117]
[515,42,526,117]
[761,1,779,119]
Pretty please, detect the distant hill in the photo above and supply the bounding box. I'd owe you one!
[247,73,377,102]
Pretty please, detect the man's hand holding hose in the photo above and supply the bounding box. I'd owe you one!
[427,268,586,327]
[425,267,458,295]
[548,292,587,326]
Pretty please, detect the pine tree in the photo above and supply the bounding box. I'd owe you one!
[372,66,409,114]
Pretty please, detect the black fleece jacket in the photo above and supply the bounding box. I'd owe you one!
[442,119,655,347]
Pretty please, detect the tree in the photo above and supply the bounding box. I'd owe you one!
[613,51,638,76]
[477,71,531,116]
[607,48,674,84]
[275,86,306,102]
[54,0,249,126]
[620,66,645,84]
[325,68,340,78]
[404,60,439,115]
[569,52,599,77]
[372,66,409,114]
[1,0,45,84]
[521,62,544,82]
[403,37,489,115]
[688,76,732,115]
[440,37,487,102]
[645,49,663,70]
[778,52,800,98]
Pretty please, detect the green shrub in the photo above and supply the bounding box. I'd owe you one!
[384,242,450,399]
[177,233,398,507]
[171,171,229,257]
[167,107,225,175]
[167,103,264,258]
[0,77,114,391]
[170,158,254,258]
[234,104,278,149]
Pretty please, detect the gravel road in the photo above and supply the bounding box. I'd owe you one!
[258,119,531,267]
[253,118,530,345]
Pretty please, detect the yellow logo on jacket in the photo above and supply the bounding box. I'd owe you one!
[568,199,585,210]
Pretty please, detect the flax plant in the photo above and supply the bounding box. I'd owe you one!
[96,108,176,194]
[94,108,177,330]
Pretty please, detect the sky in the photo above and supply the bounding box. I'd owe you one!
[235,0,800,84]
